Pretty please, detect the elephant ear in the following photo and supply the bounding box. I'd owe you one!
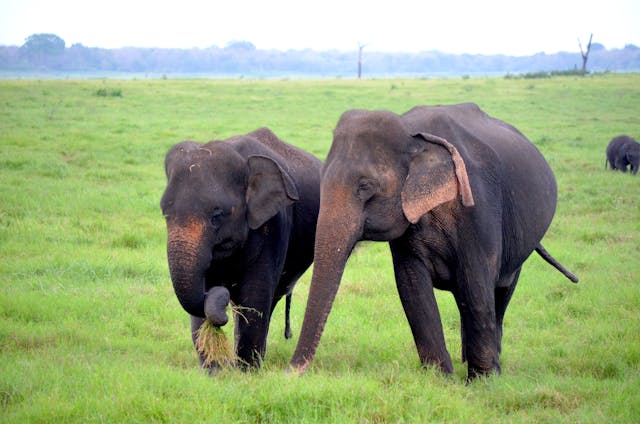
[246,155,299,230]
[401,132,475,224]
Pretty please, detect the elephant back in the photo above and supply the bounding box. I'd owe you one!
[227,128,321,185]
[248,127,322,175]
[225,128,322,232]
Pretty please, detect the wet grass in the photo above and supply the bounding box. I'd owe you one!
[1,74,639,422]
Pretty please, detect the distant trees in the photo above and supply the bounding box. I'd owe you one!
[225,41,256,51]
[1,33,639,76]
[20,34,65,64]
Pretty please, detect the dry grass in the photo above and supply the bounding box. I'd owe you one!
[194,303,259,367]
[194,320,236,367]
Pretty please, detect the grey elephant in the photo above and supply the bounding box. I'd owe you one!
[160,127,321,370]
[289,103,578,380]
[606,135,639,174]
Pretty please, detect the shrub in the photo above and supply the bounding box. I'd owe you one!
[95,88,122,97]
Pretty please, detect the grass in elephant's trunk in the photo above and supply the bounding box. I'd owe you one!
[195,303,257,368]
[195,320,236,367]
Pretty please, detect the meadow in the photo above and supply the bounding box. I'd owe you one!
[0,74,638,423]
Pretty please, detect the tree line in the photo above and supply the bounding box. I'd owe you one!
[2,34,639,77]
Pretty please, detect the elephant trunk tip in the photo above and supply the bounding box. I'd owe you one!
[204,286,231,326]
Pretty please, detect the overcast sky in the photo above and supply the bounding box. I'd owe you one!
[1,0,639,55]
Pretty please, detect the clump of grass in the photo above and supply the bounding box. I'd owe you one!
[194,303,258,368]
[195,320,236,367]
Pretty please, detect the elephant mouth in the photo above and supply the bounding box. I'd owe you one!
[212,239,238,260]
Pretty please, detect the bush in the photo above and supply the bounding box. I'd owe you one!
[95,88,122,97]
[505,69,591,79]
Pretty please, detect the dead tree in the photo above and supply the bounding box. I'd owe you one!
[357,43,368,79]
[579,33,593,75]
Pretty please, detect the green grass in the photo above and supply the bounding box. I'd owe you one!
[1,74,639,423]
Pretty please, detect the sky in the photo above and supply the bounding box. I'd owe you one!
[1,0,639,56]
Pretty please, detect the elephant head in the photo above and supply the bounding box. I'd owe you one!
[160,140,298,319]
[625,141,640,174]
[290,110,473,373]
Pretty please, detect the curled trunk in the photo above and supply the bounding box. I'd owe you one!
[205,286,231,326]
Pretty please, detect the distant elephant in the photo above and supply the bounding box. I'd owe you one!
[289,104,578,380]
[161,127,321,370]
[606,135,639,174]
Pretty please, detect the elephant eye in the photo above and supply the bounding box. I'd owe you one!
[357,178,378,201]
[210,208,225,225]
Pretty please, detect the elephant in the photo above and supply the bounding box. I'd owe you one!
[606,135,639,174]
[289,103,578,380]
[160,127,321,370]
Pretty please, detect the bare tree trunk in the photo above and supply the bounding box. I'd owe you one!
[579,33,593,75]
[357,43,367,79]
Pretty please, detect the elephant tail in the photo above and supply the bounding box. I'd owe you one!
[535,244,579,283]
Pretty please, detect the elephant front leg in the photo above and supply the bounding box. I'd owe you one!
[615,157,629,172]
[190,315,221,374]
[390,241,453,374]
[232,280,275,369]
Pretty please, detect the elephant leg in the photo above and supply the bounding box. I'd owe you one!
[390,241,454,374]
[285,293,292,339]
[190,315,220,373]
[268,291,293,339]
[233,280,275,369]
[615,157,629,172]
[494,268,522,354]
[190,315,206,366]
[453,275,501,380]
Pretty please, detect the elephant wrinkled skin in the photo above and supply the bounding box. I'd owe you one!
[161,127,321,370]
[290,103,577,380]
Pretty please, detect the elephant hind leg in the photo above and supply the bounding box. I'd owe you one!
[454,279,501,379]
[495,268,522,354]
[268,291,293,339]
[284,293,292,339]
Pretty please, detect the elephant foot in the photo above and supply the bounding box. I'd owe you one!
[204,362,222,376]
[197,357,223,375]
[466,361,501,382]
[420,353,454,374]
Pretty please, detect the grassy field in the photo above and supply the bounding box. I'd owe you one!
[1,74,639,422]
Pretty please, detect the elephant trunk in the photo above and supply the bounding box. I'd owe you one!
[166,217,211,318]
[205,286,231,326]
[290,194,362,373]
